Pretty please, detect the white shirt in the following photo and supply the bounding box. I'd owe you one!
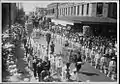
[56,57,63,68]
[109,60,116,67]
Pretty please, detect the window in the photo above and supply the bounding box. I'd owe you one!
[66,8,67,15]
[81,5,84,15]
[97,3,103,15]
[77,5,79,15]
[86,3,89,15]
[53,8,54,14]
[71,7,73,15]
[60,9,61,15]
[74,6,76,15]
[62,8,63,15]
[64,8,65,15]
[68,7,70,15]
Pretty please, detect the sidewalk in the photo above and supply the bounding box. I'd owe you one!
[3,42,38,82]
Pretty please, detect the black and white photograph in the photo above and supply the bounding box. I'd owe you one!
[1,0,119,83]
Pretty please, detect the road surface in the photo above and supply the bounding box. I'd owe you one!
[33,34,115,82]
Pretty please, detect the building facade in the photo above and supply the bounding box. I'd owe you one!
[47,2,117,19]
[46,2,117,37]
[2,3,18,32]
[35,7,47,17]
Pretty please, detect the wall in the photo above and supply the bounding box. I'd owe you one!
[2,3,17,32]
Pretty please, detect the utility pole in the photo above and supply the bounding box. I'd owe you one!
[9,3,11,37]
[56,3,59,19]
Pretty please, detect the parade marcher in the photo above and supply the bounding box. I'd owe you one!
[46,31,51,46]
[90,48,95,66]
[42,56,51,71]
[74,53,84,81]
[23,36,27,48]
[32,56,38,78]
[94,51,101,69]
[107,57,117,80]
[37,58,43,82]
[50,41,55,54]
[64,40,69,47]
[25,44,29,58]
[56,56,63,78]
[41,56,51,80]
[100,54,108,74]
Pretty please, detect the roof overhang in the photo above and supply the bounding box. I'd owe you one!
[58,16,117,24]
[45,16,117,25]
[51,19,74,26]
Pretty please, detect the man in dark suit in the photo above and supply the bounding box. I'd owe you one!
[32,56,38,78]
[37,58,43,82]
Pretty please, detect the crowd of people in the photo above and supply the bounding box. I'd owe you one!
[2,15,117,82]
[2,23,27,81]
[41,23,117,81]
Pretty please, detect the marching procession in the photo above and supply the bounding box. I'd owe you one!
[2,15,117,82]
[2,2,118,82]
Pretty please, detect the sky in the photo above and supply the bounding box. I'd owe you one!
[22,2,51,14]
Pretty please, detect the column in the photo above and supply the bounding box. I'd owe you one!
[91,3,97,17]
[76,5,78,16]
[69,7,71,16]
[84,4,87,16]
[79,5,82,16]
[103,3,109,17]
[89,3,93,16]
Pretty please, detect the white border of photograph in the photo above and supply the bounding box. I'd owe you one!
[0,0,119,83]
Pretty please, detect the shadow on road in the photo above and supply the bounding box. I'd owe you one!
[79,71,99,76]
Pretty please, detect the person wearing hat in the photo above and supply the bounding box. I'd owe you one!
[94,51,101,69]
[107,57,116,80]
[100,54,108,74]
[56,56,63,78]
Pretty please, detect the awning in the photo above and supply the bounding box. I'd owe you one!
[51,19,74,26]
[57,16,117,24]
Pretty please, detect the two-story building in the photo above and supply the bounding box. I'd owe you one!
[46,2,117,36]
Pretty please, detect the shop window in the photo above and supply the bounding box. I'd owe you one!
[86,3,89,15]
[96,3,103,15]
[68,7,70,15]
[71,7,73,15]
[81,5,84,15]
[74,6,76,15]
[77,5,79,15]
[66,8,67,15]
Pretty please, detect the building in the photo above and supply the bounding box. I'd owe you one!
[46,2,117,37]
[2,3,25,32]
[35,7,47,17]
[2,3,18,32]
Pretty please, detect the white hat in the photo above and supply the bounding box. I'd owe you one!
[112,57,116,60]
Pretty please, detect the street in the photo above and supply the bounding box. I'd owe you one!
[32,33,114,82]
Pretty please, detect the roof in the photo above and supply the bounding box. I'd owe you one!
[47,16,117,24]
